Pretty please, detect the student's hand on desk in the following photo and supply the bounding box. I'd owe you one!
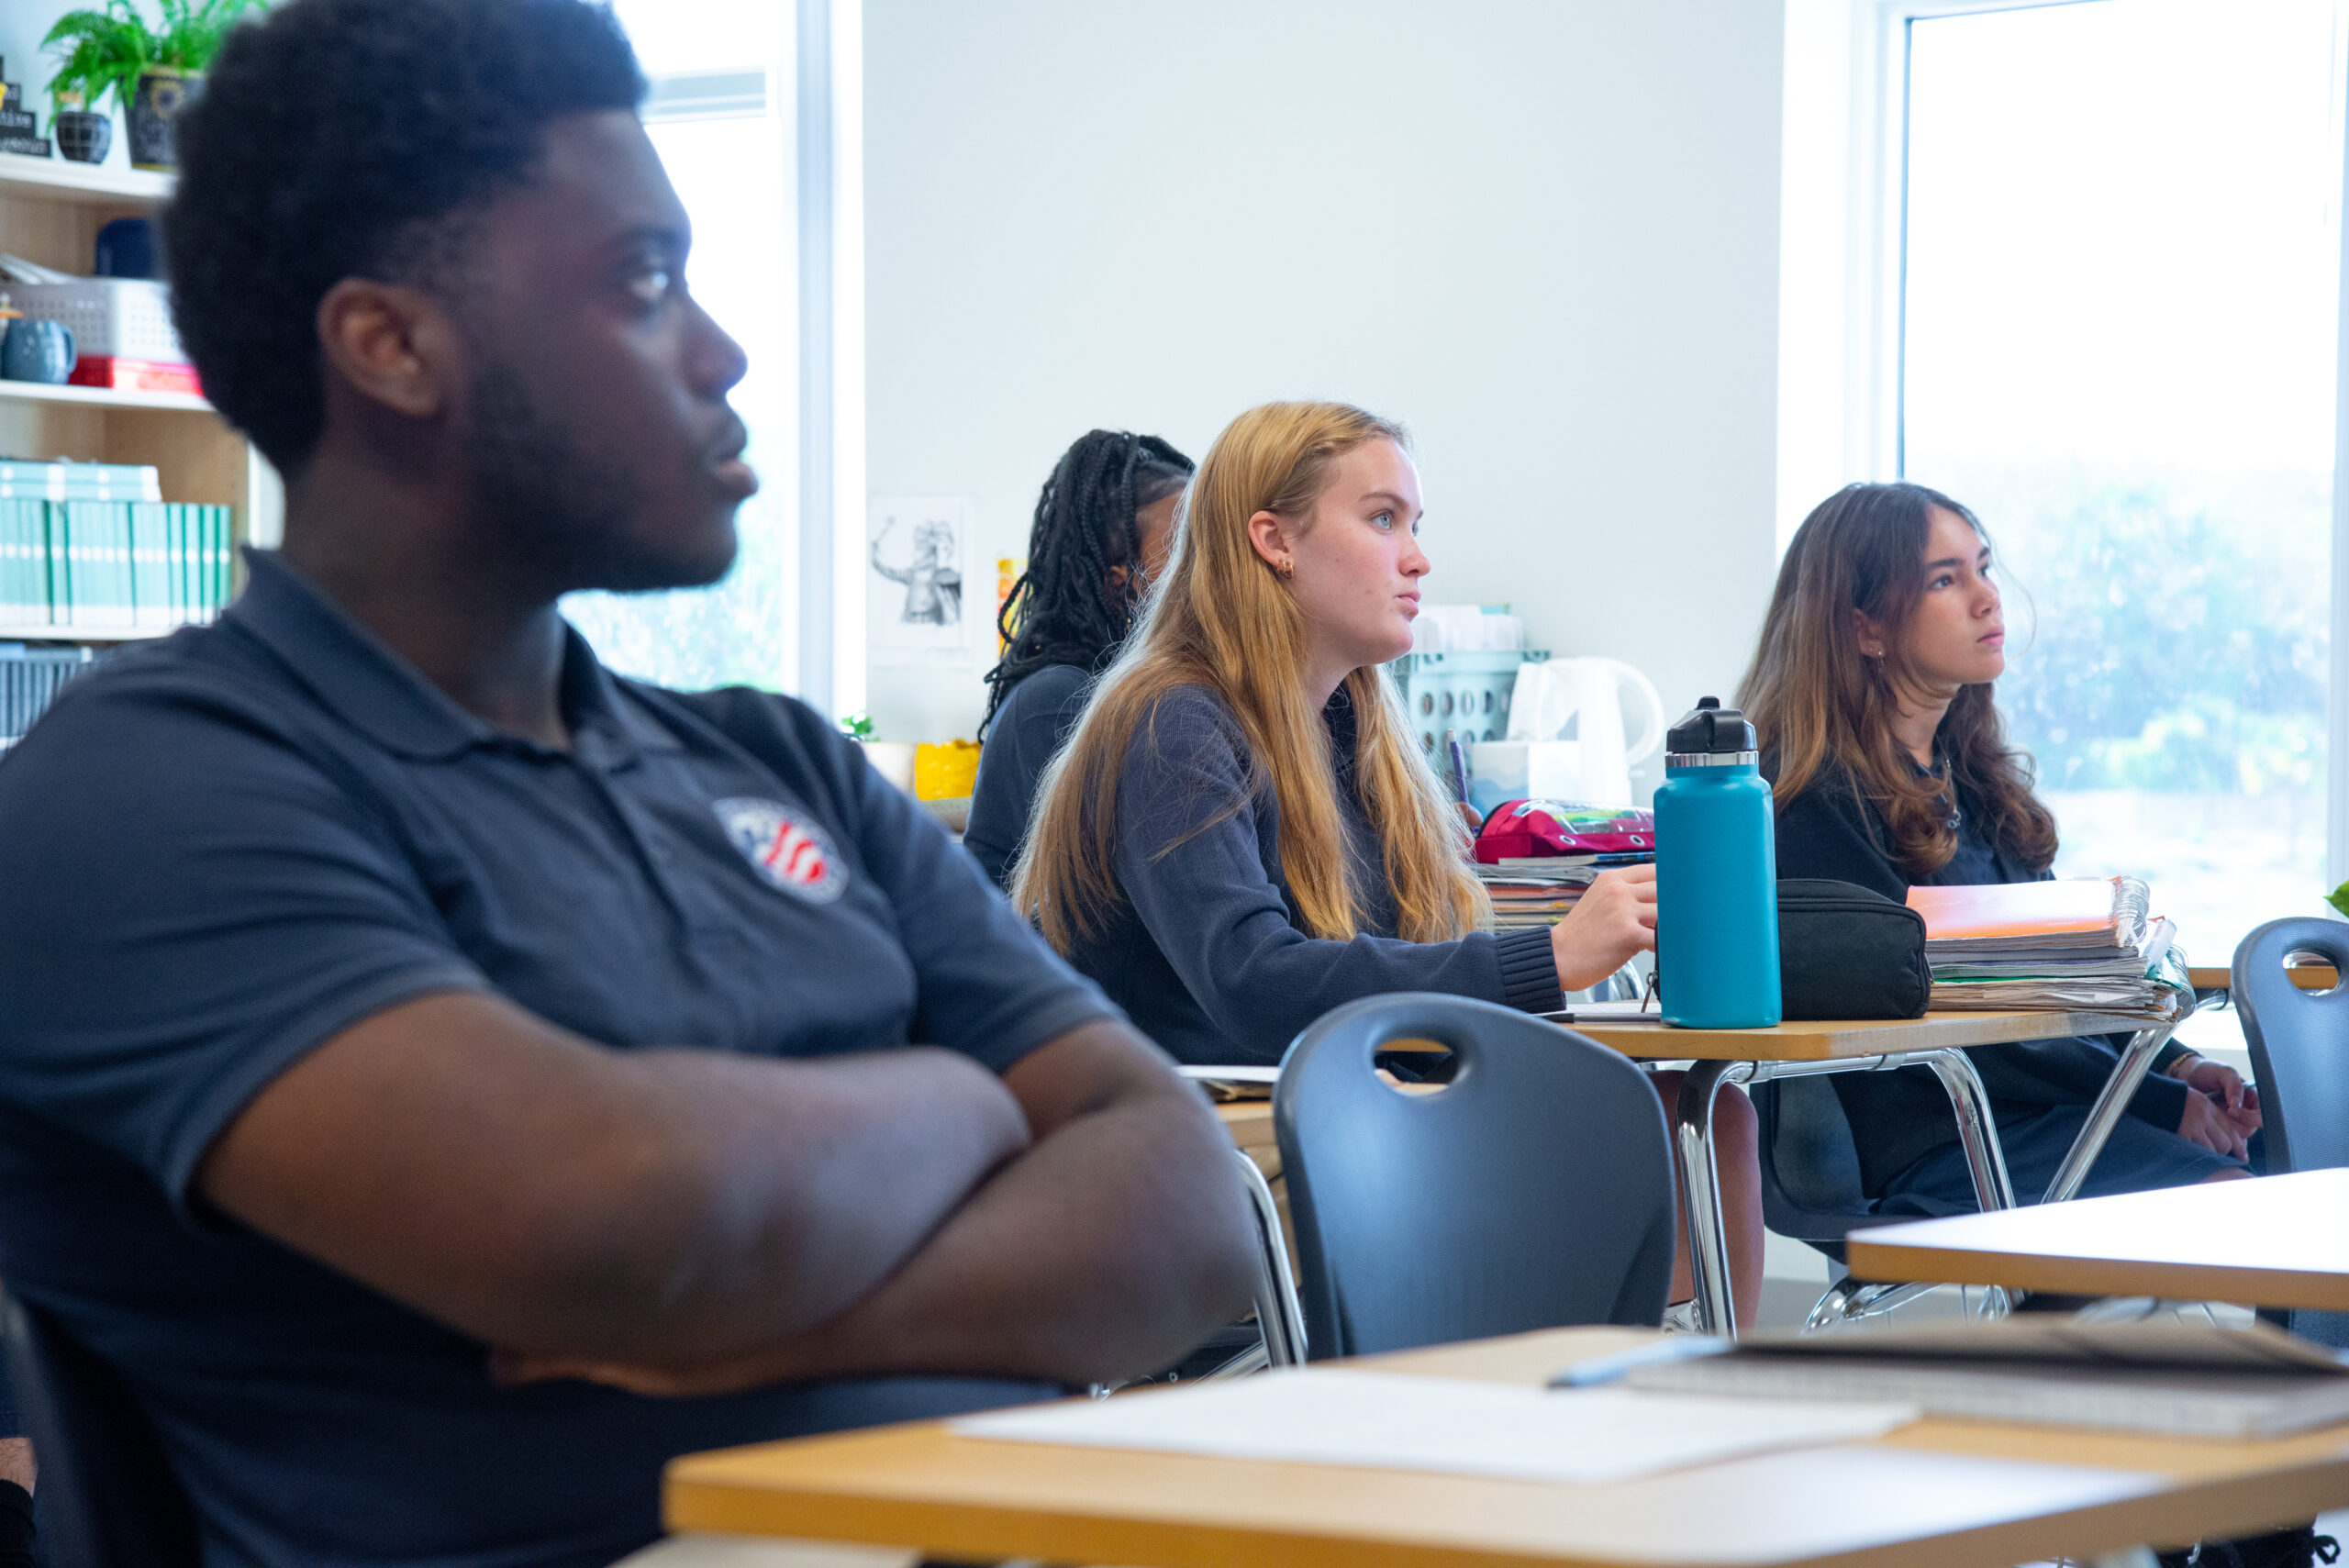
[1550,863,1658,993]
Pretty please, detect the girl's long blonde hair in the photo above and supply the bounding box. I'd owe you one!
[1012,400,1487,951]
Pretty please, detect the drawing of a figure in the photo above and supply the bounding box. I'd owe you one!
[871,517,963,626]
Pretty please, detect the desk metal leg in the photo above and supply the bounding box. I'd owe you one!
[2040,1026,2176,1207]
[1920,1049,2016,1213]
[1673,1061,1746,1340]
[1919,1051,2018,1319]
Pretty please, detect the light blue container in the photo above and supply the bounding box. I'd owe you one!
[1653,696,1781,1029]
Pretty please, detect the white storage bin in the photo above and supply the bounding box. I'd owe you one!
[6,279,185,365]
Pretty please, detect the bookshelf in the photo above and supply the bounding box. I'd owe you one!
[0,151,173,206]
[0,152,278,646]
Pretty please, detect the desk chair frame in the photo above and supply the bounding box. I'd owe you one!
[1233,1149,1306,1370]
[1667,1017,2175,1335]
[2232,917,2349,1345]
[3,1292,199,1568]
[1670,1048,2016,1335]
[2235,918,2349,1177]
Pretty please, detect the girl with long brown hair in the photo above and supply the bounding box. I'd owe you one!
[1742,482,2257,1216]
[1016,399,1762,1319]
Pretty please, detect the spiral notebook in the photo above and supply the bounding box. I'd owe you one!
[1610,1318,2349,1440]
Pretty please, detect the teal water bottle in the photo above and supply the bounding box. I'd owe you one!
[1653,696,1781,1029]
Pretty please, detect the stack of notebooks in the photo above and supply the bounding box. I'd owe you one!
[1905,876,2188,1020]
[1604,1316,2349,1440]
[1473,802,1655,930]
[1478,861,1638,930]
[0,462,235,630]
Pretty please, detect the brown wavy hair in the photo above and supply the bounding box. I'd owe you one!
[1738,482,2056,880]
[1012,400,1486,949]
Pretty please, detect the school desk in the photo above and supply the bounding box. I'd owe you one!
[663,1324,2349,1568]
[2187,967,2336,991]
[1846,1166,2349,1312]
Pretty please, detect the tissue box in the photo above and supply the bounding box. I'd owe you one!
[1470,741,1621,817]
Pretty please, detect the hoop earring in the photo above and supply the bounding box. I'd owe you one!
[1277,559,1295,580]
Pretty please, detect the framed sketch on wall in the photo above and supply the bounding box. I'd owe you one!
[867,496,974,666]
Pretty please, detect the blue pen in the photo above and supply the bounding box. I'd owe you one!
[1547,1335,1733,1388]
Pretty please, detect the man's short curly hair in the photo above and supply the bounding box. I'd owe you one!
[163,0,646,473]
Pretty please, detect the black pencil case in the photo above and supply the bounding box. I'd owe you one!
[1776,878,1932,1020]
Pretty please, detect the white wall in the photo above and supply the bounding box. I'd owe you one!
[863,0,1787,797]
[3,1,149,179]
[3,6,69,130]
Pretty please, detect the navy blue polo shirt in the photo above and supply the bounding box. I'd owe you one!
[0,551,1117,1567]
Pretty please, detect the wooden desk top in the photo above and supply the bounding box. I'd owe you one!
[1215,1099,1275,1151]
[1848,1167,2349,1311]
[2188,966,2337,993]
[1567,1008,2152,1062]
[663,1326,2349,1568]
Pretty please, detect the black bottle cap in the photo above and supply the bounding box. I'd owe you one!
[1666,696,1757,754]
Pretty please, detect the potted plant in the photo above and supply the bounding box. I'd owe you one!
[42,0,265,172]
[46,88,107,164]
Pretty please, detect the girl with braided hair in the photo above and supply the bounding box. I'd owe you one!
[965,429,1194,888]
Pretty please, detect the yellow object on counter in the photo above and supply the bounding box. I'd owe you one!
[914,740,982,801]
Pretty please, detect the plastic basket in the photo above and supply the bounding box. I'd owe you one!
[7,280,185,364]
[1387,649,1547,757]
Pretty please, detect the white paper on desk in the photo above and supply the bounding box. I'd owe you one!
[1541,999,1664,1023]
[952,1369,1917,1485]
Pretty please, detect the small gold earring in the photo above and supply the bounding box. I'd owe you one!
[1277,559,1295,579]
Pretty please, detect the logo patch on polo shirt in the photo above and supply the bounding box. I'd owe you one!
[714,797,849,905]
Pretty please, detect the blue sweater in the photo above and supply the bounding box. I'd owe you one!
[966,663,1090,891]
[1060,684,1561,1065]
[1771,758,2190,1192]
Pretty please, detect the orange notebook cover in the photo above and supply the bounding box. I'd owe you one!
[1905,877,2123,940]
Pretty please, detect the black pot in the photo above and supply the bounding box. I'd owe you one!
[52,109,109,164]
[127,69,198,172]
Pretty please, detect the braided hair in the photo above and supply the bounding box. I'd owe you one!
[981,429,1193,736]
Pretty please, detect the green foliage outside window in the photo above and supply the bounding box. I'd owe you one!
[1989,480,2326,797]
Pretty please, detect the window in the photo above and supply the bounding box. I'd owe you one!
[559,0,798,693]
[1895,0,2347,982]
[558,0,863,717]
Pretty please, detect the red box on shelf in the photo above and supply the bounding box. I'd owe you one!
[67,356,203,396]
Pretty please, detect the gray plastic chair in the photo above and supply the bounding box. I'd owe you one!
[2232,917,2349,1346]
[3,1292,198,1567]
[1272,993,1677,1359]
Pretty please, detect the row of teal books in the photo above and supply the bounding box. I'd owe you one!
[0,460,162,504]
[0,500,236,629]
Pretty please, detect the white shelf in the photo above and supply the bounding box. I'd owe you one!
[0,152,172,206]
[0,378,210,414]
[0,622,177,643]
